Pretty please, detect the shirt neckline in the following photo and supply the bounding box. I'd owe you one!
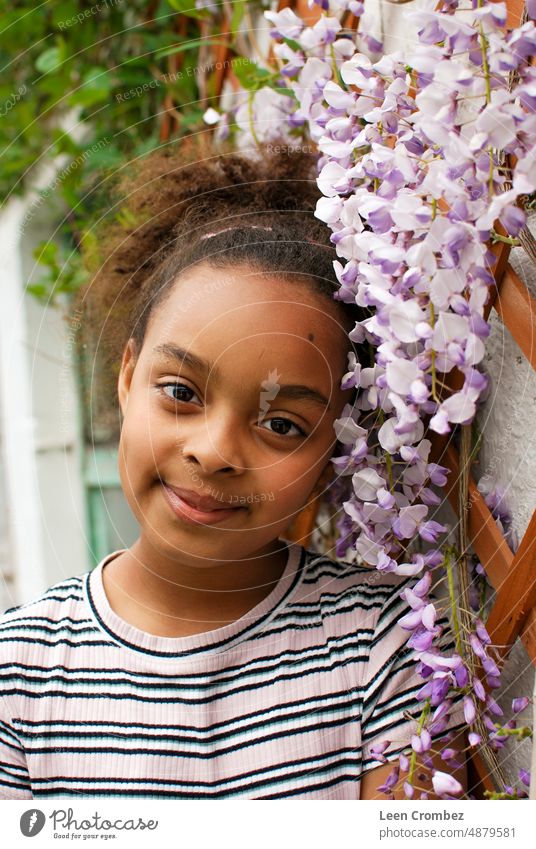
[84,540,306,660]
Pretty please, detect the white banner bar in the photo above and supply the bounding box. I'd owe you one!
[2,800,535,849]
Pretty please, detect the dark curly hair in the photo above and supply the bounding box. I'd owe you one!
[68,133,366,442]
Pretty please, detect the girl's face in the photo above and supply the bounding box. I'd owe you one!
[117,262,353,567]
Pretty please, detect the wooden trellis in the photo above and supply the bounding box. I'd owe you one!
[163,0,534,798]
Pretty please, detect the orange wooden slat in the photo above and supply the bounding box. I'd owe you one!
[430,437,514,586]
[491,263,536,371]
[468,751,499,797]
[520,608,536,661]
[294,0,323,26]
[485,511,536,659]
[502,0,526,27]
[484,239,513,319]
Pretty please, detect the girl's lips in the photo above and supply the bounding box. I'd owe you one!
[161,483,245,526]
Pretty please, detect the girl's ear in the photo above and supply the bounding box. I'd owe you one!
[118,338,137,417]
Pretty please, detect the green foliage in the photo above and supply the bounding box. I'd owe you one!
[27,240,89,302]
[0,0,276,303]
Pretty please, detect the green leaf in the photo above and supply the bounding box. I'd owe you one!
[281,36,303,53]
[166,0,212,20]
[35,46,64,74]
[33,240,59,268]
[231,57,273,91]
[70,67,112,107]
[155,37,231,60]
[231,0,246,33]
[269,85,298,101]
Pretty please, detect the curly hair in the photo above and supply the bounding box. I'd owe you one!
[68,133,365,442]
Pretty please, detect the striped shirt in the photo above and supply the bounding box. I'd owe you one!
[0,542,464,800]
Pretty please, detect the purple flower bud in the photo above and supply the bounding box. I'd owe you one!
[427,463,449,486]
[418,662,434,678]
[419,520,447,543]
[432,771,463,797]
[428,718,448,735]
[519,768,530,788]
[454,663,469,688]
[420,486,442,506]
[420,729,432,751]
[377,487,396,509]
[430,676,451,706]
[383,766,399,790]
[409,626,435,652]
[469,633,487,660]
[417,682,433,700]
[473,676,486,702]
[468,732,481,746]
[482,656,500,677]
[499,204,526,237]
[432,698,453,723]
[411,734,423,754]
[464,695,476,724]
[421,603,437,631]
[487,697,504,717]
[412,570,432,597]
[483,714,498,732]
[403,781,415,798]
[512,696,529,713]
[475,619,491,645]
[423,550,444,568]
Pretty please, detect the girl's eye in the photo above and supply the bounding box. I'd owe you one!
[159,383,201,404]
[260,417,305,438]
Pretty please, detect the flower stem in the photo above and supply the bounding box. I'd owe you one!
[429,302,441,404]
[329,43,344,87]
[491,231,521,246]
[445,548,463,657]
[248,92,260,147]
[408,699,431,785]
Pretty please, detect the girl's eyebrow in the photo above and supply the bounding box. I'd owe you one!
[152,342,330,408]
[152,343,217,377]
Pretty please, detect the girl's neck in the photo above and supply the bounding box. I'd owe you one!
[101,537,290,639]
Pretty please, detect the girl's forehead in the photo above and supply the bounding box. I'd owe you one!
[142,267,349,383]
[148,264,347,343]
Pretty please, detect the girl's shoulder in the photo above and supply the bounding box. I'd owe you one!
[300,545,412,594]
[298,545,416,624]
[0,570,92,658]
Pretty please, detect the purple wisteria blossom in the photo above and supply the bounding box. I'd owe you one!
[224,0,535,801]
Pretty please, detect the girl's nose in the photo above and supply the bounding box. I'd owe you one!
[180,413,245,476]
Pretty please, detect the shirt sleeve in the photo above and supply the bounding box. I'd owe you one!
[360,577,466,773]
[0,694,33,799]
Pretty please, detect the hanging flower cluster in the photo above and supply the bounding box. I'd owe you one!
[210,0,535,799]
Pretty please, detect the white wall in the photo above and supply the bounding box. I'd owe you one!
[0,196,89,609]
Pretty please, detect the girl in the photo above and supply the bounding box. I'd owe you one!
[0,138,466,800]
